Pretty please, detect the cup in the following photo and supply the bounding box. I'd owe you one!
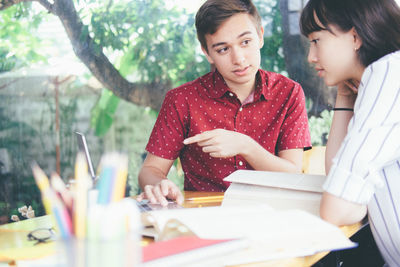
[56,198,142,266]
[57,233,141,267]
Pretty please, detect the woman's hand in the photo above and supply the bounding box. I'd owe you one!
[337,79,359,96]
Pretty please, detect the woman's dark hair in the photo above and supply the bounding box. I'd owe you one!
[195,0,262,53]
[300,0,400,67]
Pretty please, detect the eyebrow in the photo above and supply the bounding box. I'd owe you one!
[211,31,252,48]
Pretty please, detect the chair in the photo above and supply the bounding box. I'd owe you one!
[302,146,326,175]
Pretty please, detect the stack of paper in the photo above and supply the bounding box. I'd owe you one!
[222,170,326,216]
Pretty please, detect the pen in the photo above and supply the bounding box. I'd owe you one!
[31,162,53,215]
[74,152,91,238]
[51,172,74,216]
[96,162,115,204]
[51,189,73,239]
[111,153,128,202]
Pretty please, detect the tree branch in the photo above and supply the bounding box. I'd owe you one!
[1,0,168,110]
[0,79,18,90]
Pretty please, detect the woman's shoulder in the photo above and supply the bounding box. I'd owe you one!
[370,50,400,68]
[363,50,400,80]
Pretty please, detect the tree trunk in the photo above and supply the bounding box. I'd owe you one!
[279,0,335,115]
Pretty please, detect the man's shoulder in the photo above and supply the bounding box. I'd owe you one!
[167,72,212,97]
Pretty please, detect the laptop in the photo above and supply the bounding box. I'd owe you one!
[75,131,97,181]
[74,131,182,212]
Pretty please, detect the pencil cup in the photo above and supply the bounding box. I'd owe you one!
[58,233,141,267]
[57,198,142,266]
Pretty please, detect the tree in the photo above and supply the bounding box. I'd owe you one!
[0,0,209,111]
[1,0,332,114]
[279,0,336,114]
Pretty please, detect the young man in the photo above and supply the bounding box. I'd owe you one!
[138,0,311,206]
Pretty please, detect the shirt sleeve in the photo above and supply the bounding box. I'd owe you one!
[277,82,312,152]
[145,89,188,160]
[324,58,400,204]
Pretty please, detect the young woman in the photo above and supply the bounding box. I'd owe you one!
[300,0,400,265]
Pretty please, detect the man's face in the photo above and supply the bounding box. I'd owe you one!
[202,13,264,92]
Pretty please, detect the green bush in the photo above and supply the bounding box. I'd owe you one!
[308,109,333,146]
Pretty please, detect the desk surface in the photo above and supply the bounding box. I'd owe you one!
[160,191,361,267]
[0,191,361,267]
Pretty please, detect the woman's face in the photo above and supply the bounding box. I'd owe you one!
[307,24,363,85]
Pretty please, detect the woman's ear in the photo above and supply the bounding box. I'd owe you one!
[352,27,362,51]
[201,46,214,64]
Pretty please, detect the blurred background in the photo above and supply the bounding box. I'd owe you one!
[0,0,344,223]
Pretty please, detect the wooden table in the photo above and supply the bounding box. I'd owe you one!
[0,215,54,264]
[0,191,361,267]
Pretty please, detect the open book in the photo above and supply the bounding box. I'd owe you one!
[222,170,326,216]
[141,204,356,265]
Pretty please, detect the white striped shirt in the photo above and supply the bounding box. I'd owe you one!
[324,50,400,266]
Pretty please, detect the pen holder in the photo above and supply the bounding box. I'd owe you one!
[57,198,142,267]
[58,233,141,267]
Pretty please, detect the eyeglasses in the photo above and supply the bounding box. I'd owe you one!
[27,228,55,244]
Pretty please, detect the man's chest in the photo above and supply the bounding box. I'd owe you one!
[185,98,286,139]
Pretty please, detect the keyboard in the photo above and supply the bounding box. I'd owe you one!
[135,199,182,212]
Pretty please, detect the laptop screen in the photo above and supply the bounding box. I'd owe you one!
[75,131,96,181]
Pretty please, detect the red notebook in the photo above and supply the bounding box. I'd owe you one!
[142,236,247,265]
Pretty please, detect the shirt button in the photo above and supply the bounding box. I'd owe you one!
[239,107,243,112]
[238,161,243,166]
[229,93,234,97]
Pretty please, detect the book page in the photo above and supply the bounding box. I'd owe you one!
[222,183,322,216]
[222,210,357,265]
[144,206,356,265]
[223,170,326,193]
[143,205,274,240]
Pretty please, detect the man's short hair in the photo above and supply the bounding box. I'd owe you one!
[195,0,262,52]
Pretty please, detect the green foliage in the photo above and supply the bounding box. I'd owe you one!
[0,107,43,220]
[82,0,210,88]
[255,0,286,73]
[0,48,21,72]
[0,3,48,72]
[308,109,333,146]
[90,89,120,137]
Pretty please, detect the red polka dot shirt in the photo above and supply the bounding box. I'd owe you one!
[146,69,311,192]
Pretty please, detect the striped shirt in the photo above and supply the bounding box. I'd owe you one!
[324,50,400,266]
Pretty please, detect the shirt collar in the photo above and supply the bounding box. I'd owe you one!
[201,69,272,101]
[255,70,272,101]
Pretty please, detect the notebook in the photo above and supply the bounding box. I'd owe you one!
[74,131,182,213]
